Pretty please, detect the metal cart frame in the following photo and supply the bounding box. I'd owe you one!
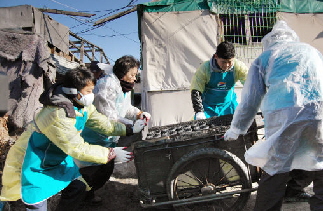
[133,114,261,210]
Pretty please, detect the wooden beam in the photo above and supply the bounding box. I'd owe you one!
[69,45,96,50]
[93,6,137,26]
[69,41,92,63]
[68,31,109,63]
[37,8,95,17]
[71,49,105,54]
[70,40,82,45]
[70,32,102,50]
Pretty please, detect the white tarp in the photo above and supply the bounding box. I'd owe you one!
[140,10,219,126]
[141,10,218,91]
[144,90,194,126]
[278,12,323,54]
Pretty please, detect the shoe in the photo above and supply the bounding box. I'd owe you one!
[284,192,312,202]
[89,195,102,205]
[83,192,103,206]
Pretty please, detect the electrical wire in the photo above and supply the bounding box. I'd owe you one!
[70,0,138,34]
[42,0,144,62]
[48,0,79,11]
[81,31,137,37]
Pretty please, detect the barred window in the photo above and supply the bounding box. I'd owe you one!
[219,12,276,44]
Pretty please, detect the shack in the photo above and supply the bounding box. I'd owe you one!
[137,0,323,126]
[0,5,108,134]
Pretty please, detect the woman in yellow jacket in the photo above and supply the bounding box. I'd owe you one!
[0,67,145,211]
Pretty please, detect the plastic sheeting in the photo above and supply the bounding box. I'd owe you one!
[228,21,323,175]
[140,10,218,126]
[143,90,194,126]
[79,72,140,150]
[138,0,208,13]
[140,10,218,91]
[141,0,323,14]
[280,0,323,13]
[94,73,140,122]
[277,12,323,54]
[139,0,279,13]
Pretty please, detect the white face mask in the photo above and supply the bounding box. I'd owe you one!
[75,92,94,106]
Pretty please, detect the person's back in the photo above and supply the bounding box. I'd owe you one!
[248,38,323,175]
[259,41,323,113]
[224,20,323,211]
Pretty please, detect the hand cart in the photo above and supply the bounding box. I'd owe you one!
[132,114,262,211]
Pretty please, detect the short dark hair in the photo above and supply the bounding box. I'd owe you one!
[63,67,96,91]
[113,55,140,79]
[215,41,235,59]
[90,61,100,73]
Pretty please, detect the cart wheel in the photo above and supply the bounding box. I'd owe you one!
[166,148,252,211]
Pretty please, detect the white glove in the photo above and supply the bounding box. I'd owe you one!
[195,112,206,120]
[224,129,240,141]
[133,119,145,133]
[114,147,133,163]
[139,112,151,124]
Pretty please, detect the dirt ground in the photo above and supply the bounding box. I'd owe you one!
[80,162,313,211]
[3,160,313,211]
[1,121,312,211]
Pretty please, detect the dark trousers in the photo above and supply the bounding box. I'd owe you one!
[310,170,323,211]
[286,169,313,196]
[55,179,87,211]
[254,170,323,211]
[79,160,115,199]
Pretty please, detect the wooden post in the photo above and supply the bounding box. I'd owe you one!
[92,45,95,61]
[80,41,84,63]
[100,51,104,63]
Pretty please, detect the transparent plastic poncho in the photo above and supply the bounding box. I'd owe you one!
[93,72,140,124]
[75,72,140,168]
[82,72,140,147]
[228,21,323,175]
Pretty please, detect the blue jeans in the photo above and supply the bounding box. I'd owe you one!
[25,200,47,211]
[24,179,86,211]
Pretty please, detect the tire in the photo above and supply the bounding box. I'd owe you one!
[166,148,252,211]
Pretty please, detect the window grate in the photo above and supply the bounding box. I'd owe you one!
[211,0,280,66]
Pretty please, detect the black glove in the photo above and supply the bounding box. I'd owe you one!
[191,89,204,113]
[125,124,134,136]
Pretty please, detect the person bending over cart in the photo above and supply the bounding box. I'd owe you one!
[191,39,312,202]
[190,40,248,120]
[77,55,151,205]
[224,20,323,211]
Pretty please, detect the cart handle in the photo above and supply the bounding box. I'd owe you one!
[140,187,257,208]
